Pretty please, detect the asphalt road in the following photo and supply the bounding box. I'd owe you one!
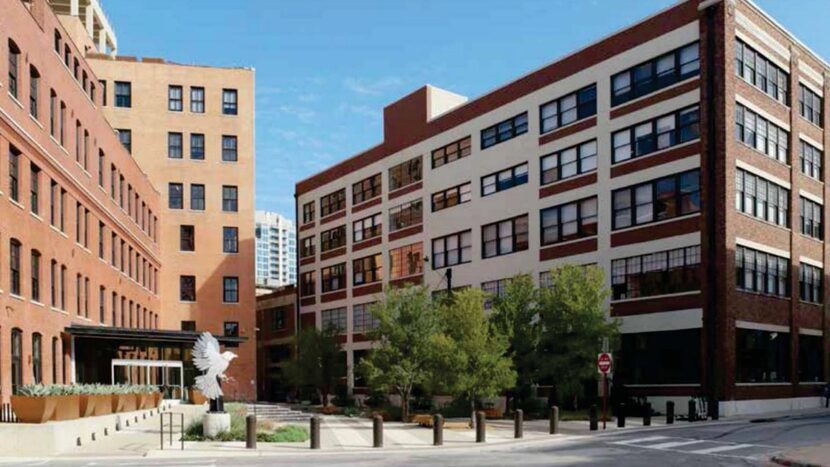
[8,412,830,467]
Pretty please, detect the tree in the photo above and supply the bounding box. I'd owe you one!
[536,264,619,409]
[358,285,442,421]
[432,288,516,427]
[284,325,344,406]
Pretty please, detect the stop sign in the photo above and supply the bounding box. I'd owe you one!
[597,353,613,374]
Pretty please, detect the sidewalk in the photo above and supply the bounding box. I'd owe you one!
[772,443,830,467]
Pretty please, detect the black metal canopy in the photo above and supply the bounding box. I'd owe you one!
[64,325,247,347]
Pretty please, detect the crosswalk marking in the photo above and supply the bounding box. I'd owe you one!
[688,443,754,454]
[611,435,669,446]
[646,440,707,449]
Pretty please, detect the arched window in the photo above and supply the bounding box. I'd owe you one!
[31,250,41,303]
[51,336,59,384]
[49,89,57,137]
[29,65,40,119]
[53,30,61,54]
[10,238,22,296]
[11,329,22,394]
[8,39,20,99]
[32,333,42,384]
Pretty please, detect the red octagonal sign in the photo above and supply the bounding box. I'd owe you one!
[597,352,613,374]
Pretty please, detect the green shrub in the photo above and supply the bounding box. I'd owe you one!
[258,425,309,443]
[437,397,472,419]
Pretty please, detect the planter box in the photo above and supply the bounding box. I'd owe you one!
[111,394,126,413]
[483,408,502,419]
[51,395,80,421]
[153,392,162,408]
[137,393,151,410]
[92,394,112,416]
[10,395,56,423]
[121,394,138,412]
[190,389,207,405]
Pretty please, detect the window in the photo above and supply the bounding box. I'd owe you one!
[353,254,382,286]
[223,321,239,337]
[353,303,379,332]
[612,105,700,163]
[321,308,347,333]
[540,85,597,133]
[29,66,40,118]
[223,277,239,303]
[222,88,238,115]
[321,263,346,293]
[353,213,382,243]
[735,245,789,297]
[51,336,59,383]
[612,170,700,230]
[190,184,205,210]
[114,81,131,108]
[612,42,700,106]
[800,263,822,304]
[800,140,822,181]
[300,236,315,258]
[734,39,789,105]
[431,230,472,269]
[620,330,701,385]
[190,86,205,113]
[432,136,472,168]
[799,84,823,127]
[190,133,205,160]
[49,90,57,136]
[168,183,183,209]
[9,146,20,202]
[735,103,789,163]
[541,140,597,185]
[302,201,315,224]
[736,328,790,383]
[98,222,105,259]
[353,173,382,204]
[389,243,423,279]
[611,245,700,300]
[320,189,345,217]
[32,333,42,385]
[180,275,196,301]
[10,239,21,296]
[117,129,131,153]
[734,169,789,227]
[271,306,288,331]
[99,80,107,106]
[389,199,423,231]
[223,226,239,253]
[320,225,346,252]
[8,40,20,99]
[168,132,183,159]
[800,197,823,240]
[222,185,238,212]
[54,30,61,53]
[432,182,471,212]
[181,321,196,332]
[481,112,528,149]
[482,214,529,258]
[98,150,105,187]
[180,225,195,251]
[389,156,423,191]
[300,271,315,297]
[481,278,509,309]
[540,197,598,245]
[482,163,528,197]
[30,164,40,215]
[59,101,66,145]
[221,135,238,162]
[168,85,183,111]
[11,329,22,394]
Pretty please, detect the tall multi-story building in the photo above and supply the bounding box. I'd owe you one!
[296,0,830,416]
[84,55,257,400]
[255,211,296,288]
[0,0,161,400]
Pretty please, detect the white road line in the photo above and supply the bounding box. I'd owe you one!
[611,435,670,446]
[688,443,754,454]
[647,440,708,449]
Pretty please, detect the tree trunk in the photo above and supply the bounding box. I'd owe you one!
[469,398,476,430]
[400,390,409,422]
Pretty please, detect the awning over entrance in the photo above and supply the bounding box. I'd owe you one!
[64,325,247,346]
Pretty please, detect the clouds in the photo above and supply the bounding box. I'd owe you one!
[343,76,403,96]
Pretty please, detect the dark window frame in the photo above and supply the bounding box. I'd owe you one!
[353,213,382,243]
[540,196,598,246]
[353,254,382,286]
[389,198,423,232]
[481,112,528,149]
[389,156,423,191]
[735,245,789,297]
[612,170,701,230]
[611,42,700,106]
[541,139,598,185]
[481,214,529,259]
[482,163,528,197]
[612,105,700,164]
[320,189,346,217]
[735,38,789,105]
[540,84,597,133]
[432,182,471,212]
[168,85,183,112]
[431,230,472,269]
[431,136,472,169]
[321,263,346,293]
[352,173,382,205]
[320,225,347,252]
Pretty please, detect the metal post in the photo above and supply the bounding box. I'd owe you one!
[159,414,163,450]
[589,405,598,431]
[310,416,321,449]
[617,403,626,428]
[688,399,696,423]
[433,414,443,446]
[169,412,173,446]
[514,409,523,439]
[180,413,184,451]
[549,406,559,434]
[373,414,383,448]
[666,401,675,424]
[475,411,485,443]
[643,403,651,426]
[246,414,257,449]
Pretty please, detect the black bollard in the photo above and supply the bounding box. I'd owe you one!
[514,409,523,439]
[433,414,443,446]
[617,403,626,428]
[373,414,383,448]
[589,405,598,431]
[550,406,560,434]
[475,411,486,443]
[643,403,651,426]
[710,398,719,420]
[310,416,321,449]
[688,399,696,423]
[666,401,675,424]
[246,414,257,449]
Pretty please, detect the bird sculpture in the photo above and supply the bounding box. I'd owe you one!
[193,332,238,400]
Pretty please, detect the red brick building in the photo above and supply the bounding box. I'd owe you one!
[255,286,296,401]
[295,0,830,415]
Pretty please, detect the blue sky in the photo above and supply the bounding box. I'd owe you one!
[103,0,830,220]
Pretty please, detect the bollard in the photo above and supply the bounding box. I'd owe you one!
[433,414,443,446]
[688,399,696,423]
[475,411,486,443]
[514,409,523,439]
[617,403,626,428]
[246,414,257,449]
[550,406,560,434]
[643,403,651,426]
[589,405,598,431]
[666,401,675,424]
[310,416,321,449]
[373,415,383,448]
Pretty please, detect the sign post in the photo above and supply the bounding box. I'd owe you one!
[597,352,613,430]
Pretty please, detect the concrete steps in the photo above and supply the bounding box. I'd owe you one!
[246,403,312,422]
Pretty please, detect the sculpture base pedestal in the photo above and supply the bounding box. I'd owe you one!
[203,412,231,438]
